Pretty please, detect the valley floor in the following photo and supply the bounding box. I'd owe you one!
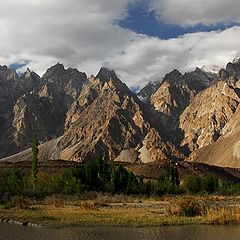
[1,194,240,228]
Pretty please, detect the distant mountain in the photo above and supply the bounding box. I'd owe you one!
[0,65,182,164]
[188,104,240,168]
[149,67,218,139]
[1,59,240,169]
[137,81,161,103]
[0,63,87,158]
[180,80,240,151]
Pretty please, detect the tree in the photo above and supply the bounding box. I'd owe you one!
[164,163,180,185]
[202,174,218,193]
[182,175,201,194]
[31,134,39,191]
[6,168,24,196]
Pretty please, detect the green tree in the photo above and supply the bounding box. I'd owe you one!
[202,174,218,193]
[31,134,39,191]
[183,175,201,194]
[6,168,24,196]
[164,163,180,186]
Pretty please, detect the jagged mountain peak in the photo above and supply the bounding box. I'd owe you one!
[0,65,19,81]
[218,57,240,80]
[42,63,85,78]
[46,62,65,72]
[226,61,240,78]
[200,65,221,74]
[42,63,66,82]
[41,63,87,86]
[137,81,161,103]
[232,56,240,64]
[96,67,119,83]
[163,69,182,84]
[2,59,240,169]
[22,68,40,80]
[0,65,8,71]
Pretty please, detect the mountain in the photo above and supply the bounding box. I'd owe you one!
[149,67,218,140]
[137,81,161,103]
[0,66,182,164]
[1,58,240,170]
[59,78,181,161]
[0,64,87,158]
[186,61,240,167]
[188,105,240,168]
[180,79,240,152]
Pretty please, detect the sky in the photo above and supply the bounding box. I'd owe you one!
[1,0,240,89]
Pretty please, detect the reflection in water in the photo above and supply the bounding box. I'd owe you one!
[0,223,239,240]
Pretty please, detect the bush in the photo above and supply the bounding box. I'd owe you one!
[4,168,24,197]
[202,174,218,193]
[182,175,201,194]
[36,172,62,195]
[169,197,205,217]
[60,168,84,194]
[10,196,31,210]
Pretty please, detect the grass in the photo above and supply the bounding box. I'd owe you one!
[1,194,240,227]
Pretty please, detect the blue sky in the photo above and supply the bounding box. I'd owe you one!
[1,0,240,88]
[9,61,30,71]
[118,1,240,39]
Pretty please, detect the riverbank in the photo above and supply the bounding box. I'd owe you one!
[1,195,240,228]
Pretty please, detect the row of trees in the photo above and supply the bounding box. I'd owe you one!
[1,135,240,201]
[1,157,240,202]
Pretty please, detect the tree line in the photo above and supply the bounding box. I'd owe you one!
[1,157,240,203]
[1,135,240,203]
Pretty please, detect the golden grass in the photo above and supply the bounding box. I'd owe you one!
[1,195,240,227]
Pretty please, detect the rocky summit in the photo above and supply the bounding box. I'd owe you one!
[1,59,240,169]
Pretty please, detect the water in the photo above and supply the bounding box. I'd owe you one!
[1,223,240,240]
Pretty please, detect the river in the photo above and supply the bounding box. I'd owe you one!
[0,223,240,240]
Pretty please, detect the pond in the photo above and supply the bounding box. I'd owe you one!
[1,223,240,240]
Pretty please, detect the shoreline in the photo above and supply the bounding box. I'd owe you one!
[1,195,240,228]
[0,218,42,228]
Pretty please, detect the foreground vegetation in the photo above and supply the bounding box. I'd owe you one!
[1,157,240,227]
[2,157,240,201]
[1,194,240,227]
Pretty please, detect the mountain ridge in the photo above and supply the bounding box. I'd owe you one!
[1,59,240,169]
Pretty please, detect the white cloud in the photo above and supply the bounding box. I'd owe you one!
[0,0,136,73]
[0,0,240,89]
[149,0,240,27]
[105,27,240,88]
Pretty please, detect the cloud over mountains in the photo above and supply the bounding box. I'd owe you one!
[0,0,240,88]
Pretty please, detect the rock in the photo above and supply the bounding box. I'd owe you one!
[149,67,216,136]
[137,81,161,103]
[2,58,240,168]
[180,80,240,151]
[0,64,87,158]
[58,69,177,162]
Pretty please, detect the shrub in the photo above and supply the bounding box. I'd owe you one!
[179,197,204,217]
[10,196,31,210]
[60,168,84,194]
[169,197,205,217]
[202,174,218,193]
[182,175,201,194]
[6,168,24,196]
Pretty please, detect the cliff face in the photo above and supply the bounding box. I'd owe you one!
[0,65,181,164]
[187,104,240,168]
[2,59,240,169]
[186,61,240,168]
[59,68,182,163]
[149,68,218,145]
[179,80,240,151]
[0,64,87,158]
[59,69,149,161]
